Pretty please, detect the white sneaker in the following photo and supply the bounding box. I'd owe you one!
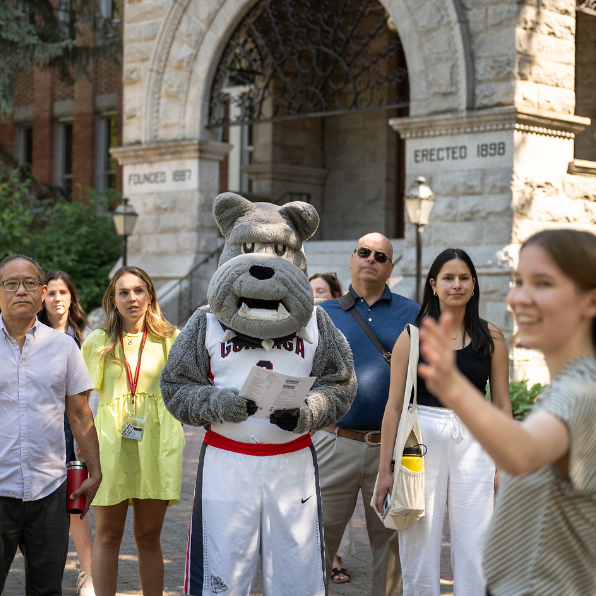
[77,570,96,596]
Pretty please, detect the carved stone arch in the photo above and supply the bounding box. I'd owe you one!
[144,0,193,142]
[384,0,473,114]
[143,0,472,141]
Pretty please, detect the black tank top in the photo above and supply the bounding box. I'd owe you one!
[408,329,491,408]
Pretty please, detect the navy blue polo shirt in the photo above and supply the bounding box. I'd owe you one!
[320,285,419,431]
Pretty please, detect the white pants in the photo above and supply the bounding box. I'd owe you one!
[185,441,326,596]
[399,405,495,596]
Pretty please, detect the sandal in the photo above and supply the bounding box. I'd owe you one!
[77,570,96,596]
[332,567,350,583]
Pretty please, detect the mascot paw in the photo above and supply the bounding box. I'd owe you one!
[217,389,254,423]
[269,408,301,431]
[245,399,258,416]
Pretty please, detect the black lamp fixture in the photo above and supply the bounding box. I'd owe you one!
[112,197,139,267]
[403,176,436,303]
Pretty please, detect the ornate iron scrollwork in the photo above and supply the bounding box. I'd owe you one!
[208,0,409,127]
[577,0,596,11]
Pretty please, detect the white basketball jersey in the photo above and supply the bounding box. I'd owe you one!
[205,311,319,444]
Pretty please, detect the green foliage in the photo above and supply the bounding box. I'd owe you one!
[486,380,547,421]
[0,171,42,255]
[508,380,547,420]
[0,170,121,312]
[0,1,121,116]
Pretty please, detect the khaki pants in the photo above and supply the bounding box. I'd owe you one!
[314,431,402,596]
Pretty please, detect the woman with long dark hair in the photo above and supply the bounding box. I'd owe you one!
[39,270,96,596]
[82,266,185,596]
[416,231,596,596]
[375,248,511,596]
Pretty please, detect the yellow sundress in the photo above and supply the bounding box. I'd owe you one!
[82,329,185,506]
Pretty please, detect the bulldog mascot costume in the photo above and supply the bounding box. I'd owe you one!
[161,192,356,596]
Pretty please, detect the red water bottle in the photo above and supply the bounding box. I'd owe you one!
[66,461,88,514]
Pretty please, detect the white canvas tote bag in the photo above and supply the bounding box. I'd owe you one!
[371,324,425,530]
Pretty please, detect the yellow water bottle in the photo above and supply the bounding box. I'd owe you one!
[401,444,425,472]
[401,455,423,472]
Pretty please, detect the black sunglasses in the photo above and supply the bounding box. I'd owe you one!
[354,247,392,264]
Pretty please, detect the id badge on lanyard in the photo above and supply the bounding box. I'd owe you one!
[120,328,147,441]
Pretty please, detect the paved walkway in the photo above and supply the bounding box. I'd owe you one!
[5,426,454,595]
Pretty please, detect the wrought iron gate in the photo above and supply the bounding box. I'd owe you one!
[208,0,409,127]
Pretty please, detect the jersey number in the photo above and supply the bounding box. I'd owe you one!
[256,360,273,370]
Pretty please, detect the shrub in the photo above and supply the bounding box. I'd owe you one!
[487,380,547,421]
[0,171,43,256]
[0,170,121,312]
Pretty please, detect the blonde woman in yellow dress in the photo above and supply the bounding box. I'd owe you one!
[82,266,185,596]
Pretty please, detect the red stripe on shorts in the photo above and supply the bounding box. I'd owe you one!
[203,430,312,455]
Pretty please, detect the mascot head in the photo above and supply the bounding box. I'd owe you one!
[204,192,319,350]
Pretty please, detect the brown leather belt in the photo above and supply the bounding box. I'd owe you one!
[323,425,381,444]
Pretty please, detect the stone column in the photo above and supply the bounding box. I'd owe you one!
[390,106,590,382]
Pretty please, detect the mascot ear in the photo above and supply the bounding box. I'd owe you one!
[213,192,256,238]
[279,201,319,243]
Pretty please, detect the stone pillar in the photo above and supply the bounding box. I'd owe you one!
[111,139,231,323]
[391,106,590,382]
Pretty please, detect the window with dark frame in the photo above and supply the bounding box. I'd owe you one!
[96,114,118,192]
[16,126,33,168]
[55,120,73,196]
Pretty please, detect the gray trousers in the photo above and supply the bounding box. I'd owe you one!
[313,431,402,596]
[0,482,69,596]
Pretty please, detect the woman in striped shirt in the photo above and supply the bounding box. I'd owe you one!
[418,229,596,596]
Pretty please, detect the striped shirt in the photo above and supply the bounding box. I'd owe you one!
[484,355,596,596]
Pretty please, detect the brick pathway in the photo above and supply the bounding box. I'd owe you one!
[5,426,454,595]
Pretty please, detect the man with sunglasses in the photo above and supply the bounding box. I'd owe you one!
[314,233,419,595]
[0,254,101,595]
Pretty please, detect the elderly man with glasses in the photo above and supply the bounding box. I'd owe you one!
[314,233,419,595]
[0,254,101,595]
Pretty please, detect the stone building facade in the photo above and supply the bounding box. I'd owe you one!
[113,0,596,383]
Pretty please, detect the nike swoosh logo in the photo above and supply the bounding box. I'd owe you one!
[301,496,313,504]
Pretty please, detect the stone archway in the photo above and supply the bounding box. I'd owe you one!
[140,0,472,144]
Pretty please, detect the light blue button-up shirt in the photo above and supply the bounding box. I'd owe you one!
[0,315,93,501]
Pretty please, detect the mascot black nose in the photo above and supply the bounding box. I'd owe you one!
[249,265,275,280]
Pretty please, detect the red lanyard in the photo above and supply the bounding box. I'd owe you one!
[119,328,148,404]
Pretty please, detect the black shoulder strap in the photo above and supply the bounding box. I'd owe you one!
[337,293,355,311]
[337,293,391,365]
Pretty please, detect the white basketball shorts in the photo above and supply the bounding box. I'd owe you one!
[185,431,327,596]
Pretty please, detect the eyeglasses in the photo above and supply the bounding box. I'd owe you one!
[1,279,42,292]
[354,247,392,264]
